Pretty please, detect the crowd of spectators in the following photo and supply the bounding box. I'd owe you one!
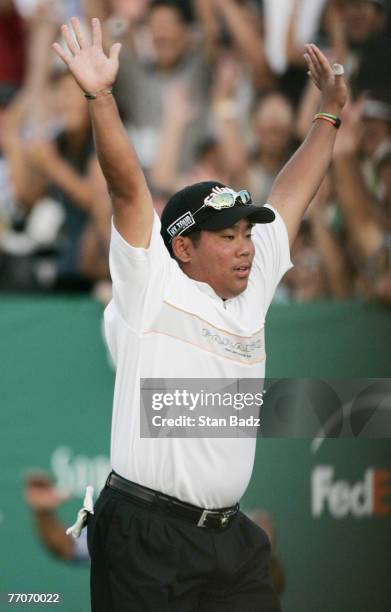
[1,0,390,304]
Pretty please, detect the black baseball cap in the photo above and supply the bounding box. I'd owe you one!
[160,181,275,250]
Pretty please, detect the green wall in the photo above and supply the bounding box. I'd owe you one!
[0,298,390,612]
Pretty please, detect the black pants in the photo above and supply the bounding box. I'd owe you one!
[87,485,282,612]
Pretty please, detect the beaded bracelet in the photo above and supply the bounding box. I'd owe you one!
[313,112,341,129]
[84,88,113,100]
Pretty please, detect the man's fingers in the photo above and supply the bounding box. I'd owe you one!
[71,16,87,49]
[309,43,336,80]
[61,24,79,55]
[304,53,321,89]
[307,73,321,90]
[305,44,323,78]
[332,63,344,76]
[332,64,346,91]
[305,50,322,88]
[52,41,72,65]
[109,42,122,62]
[304,52,315,74]
[92,17,102,47]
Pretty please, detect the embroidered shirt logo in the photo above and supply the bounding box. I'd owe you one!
[147,303,266,365]
[201,328,263,361]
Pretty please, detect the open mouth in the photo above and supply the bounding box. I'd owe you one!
[233,264,251,278]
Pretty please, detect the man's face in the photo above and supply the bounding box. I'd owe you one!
[148,6,189,69]
[179,219,256,300]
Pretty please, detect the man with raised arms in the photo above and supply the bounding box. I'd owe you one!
[54,17,347,612]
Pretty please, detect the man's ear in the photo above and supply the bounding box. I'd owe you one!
[171,236,193,263]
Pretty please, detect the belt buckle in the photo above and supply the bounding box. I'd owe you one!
[219,512,230,527]
[197,509,231,528]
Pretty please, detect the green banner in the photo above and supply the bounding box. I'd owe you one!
[0,297,390,611]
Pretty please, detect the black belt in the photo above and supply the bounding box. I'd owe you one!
[106,472,239,530]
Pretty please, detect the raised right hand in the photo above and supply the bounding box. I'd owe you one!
[52,17,121,94]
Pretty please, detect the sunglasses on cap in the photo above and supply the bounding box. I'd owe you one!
[193,189,252,215]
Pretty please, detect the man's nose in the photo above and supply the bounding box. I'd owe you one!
[236,237,251,256]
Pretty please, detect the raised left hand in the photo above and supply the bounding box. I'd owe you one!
[304,43,348,113]
[52,18,121,95]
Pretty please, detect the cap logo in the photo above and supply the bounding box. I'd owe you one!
[203,186,237,209]
[167,211,195,239]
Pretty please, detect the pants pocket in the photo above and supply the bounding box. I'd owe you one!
[87,487,111,557]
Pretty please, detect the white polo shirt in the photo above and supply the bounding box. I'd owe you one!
[104,207,291,508]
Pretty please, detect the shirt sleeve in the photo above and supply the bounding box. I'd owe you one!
[108,211,174,331]
[251,205,293,313]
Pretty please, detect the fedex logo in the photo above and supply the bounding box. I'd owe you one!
[311,466,391,518]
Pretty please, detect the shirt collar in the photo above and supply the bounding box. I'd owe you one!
[193,279,229,305]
